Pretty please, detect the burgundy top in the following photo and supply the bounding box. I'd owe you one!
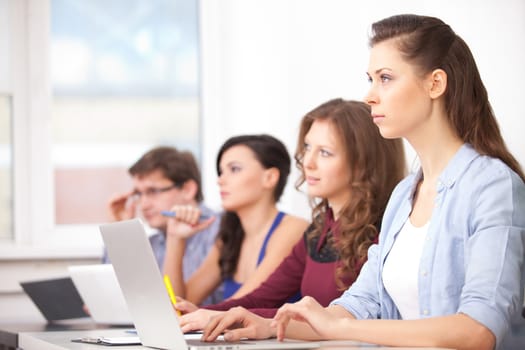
[203,209,363,317]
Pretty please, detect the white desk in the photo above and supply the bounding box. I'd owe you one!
[0,318,118,350]
[18,328,453,350]
[20,329,140,349]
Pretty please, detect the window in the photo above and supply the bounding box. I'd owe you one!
[0,0,201,255]
[50,0,201,225]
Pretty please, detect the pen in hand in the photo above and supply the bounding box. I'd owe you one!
[163,274,182,316]
[161,210,210,220]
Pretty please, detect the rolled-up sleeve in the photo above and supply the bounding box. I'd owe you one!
[458,166,525,349]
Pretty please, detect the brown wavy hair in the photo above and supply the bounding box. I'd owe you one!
[369,14,524,182]
[215,134,291,279]
[295,99,406,288]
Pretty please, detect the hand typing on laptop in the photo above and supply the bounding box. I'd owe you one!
[181,308,223,334]
[173,295,224,333]
[201,306,275,342]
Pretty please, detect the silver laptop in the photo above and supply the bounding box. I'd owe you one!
[68,264,133,325]
[99,218,320,350]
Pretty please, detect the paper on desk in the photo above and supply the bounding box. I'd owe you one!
[98,336,142,345]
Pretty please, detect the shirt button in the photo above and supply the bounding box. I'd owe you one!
[423,309,429,315]
[421,270,427,277]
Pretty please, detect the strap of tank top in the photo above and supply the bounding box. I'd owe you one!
[256,211,285,264]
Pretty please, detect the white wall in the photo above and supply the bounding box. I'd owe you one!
[0,0,9,93]
[199,0,525,219]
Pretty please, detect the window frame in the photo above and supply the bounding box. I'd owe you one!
[1,0,106,259]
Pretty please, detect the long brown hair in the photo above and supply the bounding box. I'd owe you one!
[295,99,406,288]
[215,134,291,279]
[369,14,524,182]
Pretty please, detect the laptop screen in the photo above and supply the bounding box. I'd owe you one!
[20,277,88,321]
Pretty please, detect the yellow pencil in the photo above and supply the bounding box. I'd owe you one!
[163,274,182,316]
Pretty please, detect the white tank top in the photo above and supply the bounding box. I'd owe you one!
[382,218,429,320]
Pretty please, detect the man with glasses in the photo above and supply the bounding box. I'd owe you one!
[102,146,222,304]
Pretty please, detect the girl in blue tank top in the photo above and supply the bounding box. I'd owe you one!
[222,211,284,298]
[164,135,309,306]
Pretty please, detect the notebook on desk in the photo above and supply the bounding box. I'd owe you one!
[99,218,320,350]
[68,264,133,326]
[19,277,89,322]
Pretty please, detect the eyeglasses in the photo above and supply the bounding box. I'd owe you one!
[131,185,178,200]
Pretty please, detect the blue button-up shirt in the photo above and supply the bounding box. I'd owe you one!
[332,144,525,349]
